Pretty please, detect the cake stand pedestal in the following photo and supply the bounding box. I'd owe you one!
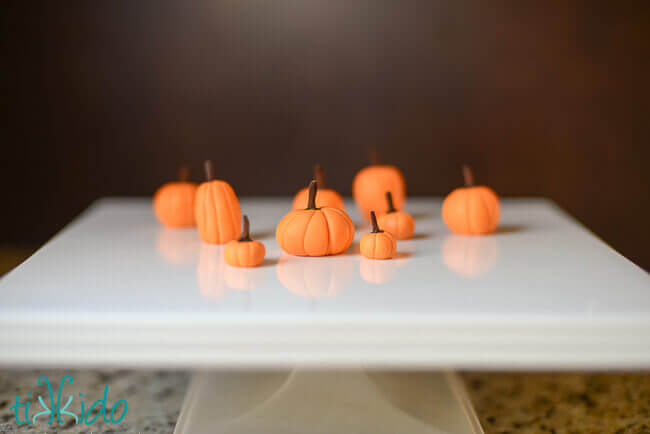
[174,370,482,434]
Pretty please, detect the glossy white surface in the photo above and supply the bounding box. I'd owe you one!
[1,197,649,368]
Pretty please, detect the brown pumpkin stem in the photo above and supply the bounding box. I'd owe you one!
[385,191,397,213]
[314,164,326,189]
[370,211,383,233]
[306,180,319,210]
[177,166,189,182]
[462,165,474,187]
[369,149,378,165]
[238,215,252,242]
[204,160,215,181]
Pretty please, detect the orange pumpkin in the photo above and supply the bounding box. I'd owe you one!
[360,211,396,259]
[352,153,406,220]
[442,165,500,235]
[377,192,415,240]
[276,180,355,256]
[153,166,198,227]
[195,160,242,244]
[292,164,344,210]
[225,215,266,267]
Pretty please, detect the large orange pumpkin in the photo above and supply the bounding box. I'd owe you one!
[377,192,415,240]
[153,166,198,227]
[352,154,406,221]
[195,160,242,244]
[292,164,344,210]
[442,165,500,235]
[360,211,396,260]
[276,180,355,256]
[225,215,266,267]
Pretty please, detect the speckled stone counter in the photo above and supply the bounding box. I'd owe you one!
[462,373,650,434]
[0,370,648,433]
[0,370,188,433]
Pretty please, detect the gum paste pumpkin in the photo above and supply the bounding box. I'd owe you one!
[277,180,355,256]
[352,151,406,221]
[292,164,344,210]
[225,215,266,267]
[195,160,242,244]
[377,191,415,240]
[360,211,396,260]
[153,166,197,228]
[442,165,500,235]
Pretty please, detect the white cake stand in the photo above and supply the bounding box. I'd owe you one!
[1,198,648,433]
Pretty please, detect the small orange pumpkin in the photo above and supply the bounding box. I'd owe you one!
[352,152,406,221]
[195,160,242,244]
[292,164,344,210]
[276,180,355,256]
[377,192,415,240]
[360,211,396,260]
[225,215,266,267]
[442,165,500,235]
[153,166,198,227]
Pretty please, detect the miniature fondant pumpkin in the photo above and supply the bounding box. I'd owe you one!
[377,192,415,240]
[153,166,198,227]
[195,160,242,244]
[352,153,406,220]
[225,215,266,267]
[292,164,344,210]
[276,180,355,256]
[442,165,500,235]
[360,211,396,259]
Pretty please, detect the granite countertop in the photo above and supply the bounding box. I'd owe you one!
[462,373,650,434]
[0,370,188,433]
[0,370,648,433]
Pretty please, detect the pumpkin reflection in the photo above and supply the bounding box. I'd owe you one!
[276,254,353,298]
[442,234,497,278]
[156,228,198,265]
[225,265,265,291]
[196,244,227,300]
[359,257,398,285]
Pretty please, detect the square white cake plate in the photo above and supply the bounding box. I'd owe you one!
[1,198,648,433]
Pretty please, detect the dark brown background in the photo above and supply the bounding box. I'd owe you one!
[2,1,649,269]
